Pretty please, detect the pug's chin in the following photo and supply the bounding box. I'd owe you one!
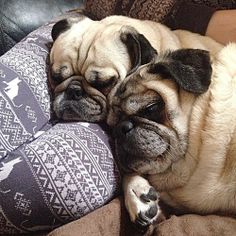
[61,109,106,122]
[54,96,107,122]
[117,146,172,175]
[64,106,106,122]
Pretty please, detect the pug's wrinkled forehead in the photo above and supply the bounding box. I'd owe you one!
[50,15,157,90]
[107,48,212,126]
[107,63,162,126]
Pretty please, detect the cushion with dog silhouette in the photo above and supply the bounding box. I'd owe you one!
[0,12,120,235]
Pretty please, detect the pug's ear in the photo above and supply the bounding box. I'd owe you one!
[51,17,82,41]
[51,19,71,41]
[120,26,157,75]
[149,49,212,94]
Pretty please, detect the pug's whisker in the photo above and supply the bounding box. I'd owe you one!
[166,142,196,163]
[161,147,176,161]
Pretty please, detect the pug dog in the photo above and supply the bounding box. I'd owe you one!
[50,14,222,122]
[107,44,236,230]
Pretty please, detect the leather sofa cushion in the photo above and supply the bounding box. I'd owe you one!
[0,0,83,55]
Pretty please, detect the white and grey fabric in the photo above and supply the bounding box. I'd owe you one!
[0,13,120,235]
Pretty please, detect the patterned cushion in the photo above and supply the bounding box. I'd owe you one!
[0,12,120,235]
[0,24,52,158]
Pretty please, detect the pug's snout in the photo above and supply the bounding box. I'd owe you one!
[121,120,134,134]
[65,81,83,100]
[115,120,134,139]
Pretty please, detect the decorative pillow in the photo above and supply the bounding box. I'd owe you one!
[0,23,52,159]
[0,12,120,235]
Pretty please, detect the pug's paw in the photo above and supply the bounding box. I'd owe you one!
[125,180,160,232]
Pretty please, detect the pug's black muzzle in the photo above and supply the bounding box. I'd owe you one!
[114,119,169,172]
[53,76,107,122]
[64,80,84,100]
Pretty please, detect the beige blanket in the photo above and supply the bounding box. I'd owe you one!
[47,196,236,236]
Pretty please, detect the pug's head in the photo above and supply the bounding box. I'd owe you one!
[50,16,157,122]
[107,48,212,174]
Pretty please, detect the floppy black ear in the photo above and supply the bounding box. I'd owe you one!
[148,49,212,94]
[51,19,71,41]
[51,16,84,41]
[120,27,157,75]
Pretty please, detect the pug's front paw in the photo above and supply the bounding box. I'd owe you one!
[124,175,161,232]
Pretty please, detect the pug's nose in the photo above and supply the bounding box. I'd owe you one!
[120,120,134,135]
[66,82,83,100]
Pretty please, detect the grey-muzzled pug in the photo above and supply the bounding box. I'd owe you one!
[107,44,236,231]
[49,14,222,122]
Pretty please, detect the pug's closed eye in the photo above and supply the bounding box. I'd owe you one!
[138,98,165,123]
[91,76,117,89]
[90,75,118,95]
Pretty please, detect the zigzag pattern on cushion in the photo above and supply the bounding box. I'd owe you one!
[0,123,120,234]
[0,23,53,160]
[0,93,31,157]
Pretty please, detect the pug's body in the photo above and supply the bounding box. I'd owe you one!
[50,14,222,122]
[108,44,236,229]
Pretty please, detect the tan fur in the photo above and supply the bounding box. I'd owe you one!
[109,43,236,216]
[50,15,222,87]
[155,43,236,214]
[50,15,223,123]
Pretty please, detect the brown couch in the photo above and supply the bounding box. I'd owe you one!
[47,197,236,236]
